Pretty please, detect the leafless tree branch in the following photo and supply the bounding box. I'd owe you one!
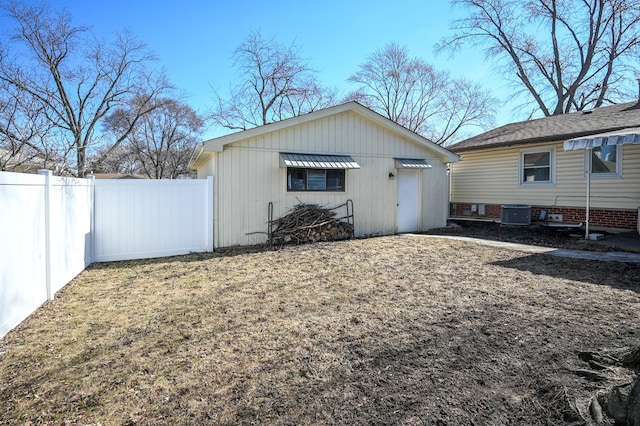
[439,0,640,116]
[346,43,496,145]
[0,1,171,176]
[210,30,336,132]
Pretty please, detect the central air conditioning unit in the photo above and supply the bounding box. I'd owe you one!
[501,204,532,225]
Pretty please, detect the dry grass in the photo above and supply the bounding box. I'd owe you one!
[1,235,639,425]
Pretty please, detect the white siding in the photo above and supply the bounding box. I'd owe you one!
[451,142,640,210]
[209,111,451,247]
[422,159,450,229]
[197,159,215,179]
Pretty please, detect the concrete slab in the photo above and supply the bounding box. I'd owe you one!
[587,231,640,254]
[412,234,640,264]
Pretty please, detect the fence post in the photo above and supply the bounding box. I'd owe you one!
[86,175,96,264]
[37,169,53,301]
[207,176,214,252]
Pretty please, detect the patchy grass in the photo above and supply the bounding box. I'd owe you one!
[1,236,639,425]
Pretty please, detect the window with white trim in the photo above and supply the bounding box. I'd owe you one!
[588,145,621,177]
[287,168,345,191]
[520,148,554,185]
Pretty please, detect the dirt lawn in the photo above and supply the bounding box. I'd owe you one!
[1,235,639,425]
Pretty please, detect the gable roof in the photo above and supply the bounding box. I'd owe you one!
[189,102,460,169]
[449,101,640,153]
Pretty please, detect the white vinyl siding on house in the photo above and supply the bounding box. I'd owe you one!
[450,142,640,210]
[210,110,451,248]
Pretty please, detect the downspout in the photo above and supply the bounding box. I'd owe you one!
[585,148,591,239]
[446,163,451,219]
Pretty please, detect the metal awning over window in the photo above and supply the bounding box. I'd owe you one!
[394,158,432,169]
[563,127,640,240]
[279,153,360,169]
[563,127,640,151]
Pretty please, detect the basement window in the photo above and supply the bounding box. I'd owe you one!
[287,169,345,192]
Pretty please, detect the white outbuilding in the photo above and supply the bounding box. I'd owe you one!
[189,102,459,248]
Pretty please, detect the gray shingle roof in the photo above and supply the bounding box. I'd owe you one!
[449,101,640,153]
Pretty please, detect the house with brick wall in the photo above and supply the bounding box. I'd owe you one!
[448,101,640,232]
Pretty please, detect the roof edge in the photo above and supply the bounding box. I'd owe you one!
[197,102,460,163]
[450,125,640,153]
[347,105,460,163]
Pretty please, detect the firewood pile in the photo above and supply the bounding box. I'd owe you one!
[269,203,354,246]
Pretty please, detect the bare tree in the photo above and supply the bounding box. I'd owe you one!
[99,97,203,179]
[441,0,640,115]
[211,30,336,131]
[90,143,140,176]
[347,43,496,145]
[0,82,60,172]
[0,1,171,176]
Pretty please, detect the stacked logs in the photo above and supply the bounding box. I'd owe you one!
[269,203,354,246]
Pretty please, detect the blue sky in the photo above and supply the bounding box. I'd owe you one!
[33,1,511,139]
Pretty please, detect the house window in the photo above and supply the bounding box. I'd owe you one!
[287,168,345,191]
[520,149,553,184]
[588,145,621,177]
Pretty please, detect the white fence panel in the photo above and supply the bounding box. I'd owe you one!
[0,172,48,338]
[0,171,94,338]
[48,174,94,295]
[93,178,213,262]
[1,172,213,339]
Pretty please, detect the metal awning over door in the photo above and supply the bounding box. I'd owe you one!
[394,158,432,169]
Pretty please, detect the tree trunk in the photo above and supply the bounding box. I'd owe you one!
[598,378,640,426]
[588,345,640,425]
[77,145,86,177]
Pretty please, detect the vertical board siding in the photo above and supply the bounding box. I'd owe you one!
[93,179,212,262]
[212,110,451,247]
[421,160,449,230]
[451,143,640,210]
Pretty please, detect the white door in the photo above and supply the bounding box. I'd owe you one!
[397,169,420,233]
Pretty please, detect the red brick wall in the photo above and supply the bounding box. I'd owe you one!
[450,203,638,231]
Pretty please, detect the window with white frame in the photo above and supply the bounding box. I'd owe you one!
[587,145,621,177]
[287,168,345,191]
[520,148,554,184]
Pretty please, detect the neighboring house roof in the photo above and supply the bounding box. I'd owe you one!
[91,173,148,179]
[0,147,64,174]
[189,101,460,169]
[449,101,640,153]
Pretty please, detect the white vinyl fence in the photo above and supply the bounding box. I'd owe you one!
[93,178,213,262]
[0,171,213,339]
